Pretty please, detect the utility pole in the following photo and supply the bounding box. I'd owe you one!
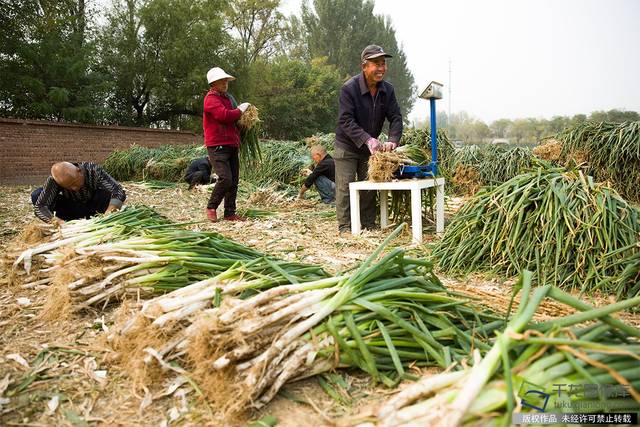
[448,59,452,130]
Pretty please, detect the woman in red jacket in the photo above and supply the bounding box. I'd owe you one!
[203,67,250,222]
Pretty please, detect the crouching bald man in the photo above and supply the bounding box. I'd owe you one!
[32,162,126,223]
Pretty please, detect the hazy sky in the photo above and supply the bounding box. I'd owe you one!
[280,0,640,124]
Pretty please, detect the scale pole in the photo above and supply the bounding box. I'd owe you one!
[430,97,438,176]
[448,59,451,129]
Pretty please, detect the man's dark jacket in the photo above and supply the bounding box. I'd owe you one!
[335,72,403,155]
[185,157,212,183]
[304,154,335,188]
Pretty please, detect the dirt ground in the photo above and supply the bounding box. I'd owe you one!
[1,182,637,427]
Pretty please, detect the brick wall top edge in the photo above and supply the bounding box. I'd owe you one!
[0,117,201,136]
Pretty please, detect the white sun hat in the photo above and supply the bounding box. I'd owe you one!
[206,67,235,84]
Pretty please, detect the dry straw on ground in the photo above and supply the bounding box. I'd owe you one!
[39,253,108,320]
[246,184,290,207]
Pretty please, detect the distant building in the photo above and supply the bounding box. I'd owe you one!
[491,138,509,145]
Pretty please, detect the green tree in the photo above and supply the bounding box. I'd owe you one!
[548,115,570,134]
[570,114,587,127]
[276,14,309,61]
[223,0,285,98]
[589,109,640,122]
[490,119,511,138]
[97,0,229,128]
[0,0,106,122]
[224,0,283,67]
[300,0,415,118]
[507,119,536,145]
[248,57,342,139]
[472,121,491,142]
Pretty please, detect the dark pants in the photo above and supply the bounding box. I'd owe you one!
[207,145,239,216]
[334,146,376,231]
[315,175,335,204]
[31,188,111,221]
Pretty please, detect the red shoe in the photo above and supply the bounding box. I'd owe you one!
[206,208,218,222]
[224,214,246,221]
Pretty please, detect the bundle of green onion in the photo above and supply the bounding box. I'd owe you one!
[14,206,173,274]
[400,127,456,177]
[110,256,331,379]
[137,180,178,189]
[433,163,640,297]
[356,271,640,427]
[51,229,321,309]
[239,105,263,164]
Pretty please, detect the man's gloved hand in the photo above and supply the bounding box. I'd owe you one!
[383,141,398,152]
[365,137,382,154]
[238,102,251,113]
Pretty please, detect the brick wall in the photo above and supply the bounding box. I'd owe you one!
[0,118,200,185]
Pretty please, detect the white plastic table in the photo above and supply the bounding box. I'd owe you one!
[349,177,445,244]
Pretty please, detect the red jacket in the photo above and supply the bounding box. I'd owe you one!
[203,90,242,148]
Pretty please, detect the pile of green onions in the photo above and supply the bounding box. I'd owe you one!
[14,206,326,310]
[553,120,640,203]
[474,145,533,186]
[103,144,206,182]
[63,229,323,309]
[433,163,640,297]
[356,271,640,427]
[114,225,503,414]
[240,140,309,189]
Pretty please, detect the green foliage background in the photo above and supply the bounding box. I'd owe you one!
[0,0,416,139]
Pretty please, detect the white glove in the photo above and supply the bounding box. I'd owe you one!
[238,102,250,113]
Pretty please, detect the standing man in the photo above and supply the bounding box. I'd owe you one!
[32,161,126,223]
[334,45,403,232]
[298,145,335,204]
[203,67,250,222]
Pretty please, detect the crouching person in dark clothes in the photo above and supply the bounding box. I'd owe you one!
[185,157,213,190]
[298,145,335,204]
[202,66,252,222]
[32,162,126,223]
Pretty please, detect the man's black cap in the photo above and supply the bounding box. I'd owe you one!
[361,45,393,62]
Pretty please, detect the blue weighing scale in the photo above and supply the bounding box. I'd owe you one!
[395,81,444,179]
